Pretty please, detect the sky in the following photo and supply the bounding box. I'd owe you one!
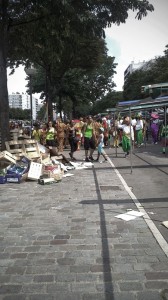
[7,0,168,97]
[105,0,168,90]
[7,66,41,102]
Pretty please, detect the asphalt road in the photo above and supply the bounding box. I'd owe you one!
[105,141,168,244]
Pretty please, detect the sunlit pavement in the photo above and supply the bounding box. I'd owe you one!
[0,143,168,300]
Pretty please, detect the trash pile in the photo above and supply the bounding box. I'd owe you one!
[0,139,93,185]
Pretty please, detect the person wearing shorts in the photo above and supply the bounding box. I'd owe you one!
[96,127,107,163]
[83,116,96,162]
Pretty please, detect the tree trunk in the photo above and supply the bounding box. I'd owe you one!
[0,0,10,151]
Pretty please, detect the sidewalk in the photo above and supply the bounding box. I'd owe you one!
[0,146,168,300]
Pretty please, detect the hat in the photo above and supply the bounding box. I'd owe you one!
[151,113,159,119]
[100,127,104,132]
[136,112,142,118]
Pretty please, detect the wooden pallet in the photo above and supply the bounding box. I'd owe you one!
[0,151,17,168]
[5,139,40,160]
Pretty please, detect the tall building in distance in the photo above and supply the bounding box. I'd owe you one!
[124,60,147,82]
[8,93,38,120]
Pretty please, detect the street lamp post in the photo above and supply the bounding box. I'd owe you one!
[24,66,36,129]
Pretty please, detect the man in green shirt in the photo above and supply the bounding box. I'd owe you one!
[82,116,96,162]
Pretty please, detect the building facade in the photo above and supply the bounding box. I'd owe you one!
[8,93,38,120]
[124,59,155,82]
[124,60,146,81]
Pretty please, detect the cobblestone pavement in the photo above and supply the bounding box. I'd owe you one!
[0,146,168,300]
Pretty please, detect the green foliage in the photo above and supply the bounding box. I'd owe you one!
[0,0,155,149]
[9,108,31,120]
[36,105,48,121]
[123,46,168,100]
[91,91,124,115]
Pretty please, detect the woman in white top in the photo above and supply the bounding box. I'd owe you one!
[121,116,134,157]
[135,114,144,147]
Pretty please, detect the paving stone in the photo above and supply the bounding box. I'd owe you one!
[10,275,33,283]
[0,253,10,259]
[23,246,40,252]
[145,272,168,280]
[145,281,168,289]
[57,258,75,265]
[46,283,70,293]
[134,263,153,271]
[0,284,22,294]
[83,293,112,300]
[50,240,67,245]
[5,266,26,275]
[119,281,143,291]
[55,273,76,282]
[137,291,163,300]
[53,235,70,240]
[113,244,132,249]
[136,256,159,263]
[10,253,28,259]
[0,149,168,300]
[34,293,83,300]
[0,275,11,283]
[70,266,90,273]
[2,296,27,300]
[21,284,46,293]
[71,282,96,292]
[33,275,54,283]
[111,263,134,273]
[112,293,138,300]
[27,296,54,300]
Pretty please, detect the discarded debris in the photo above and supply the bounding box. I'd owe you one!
[115,210,145,221]
[162,221,168,229]
[62,173,74,177]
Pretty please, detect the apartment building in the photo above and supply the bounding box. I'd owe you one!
[8,93,38,120]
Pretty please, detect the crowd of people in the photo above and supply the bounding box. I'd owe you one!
[9,112,168,161]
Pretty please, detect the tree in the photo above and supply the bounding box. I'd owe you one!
[123,45,168,100]
[9,108,31,120]
[0,0,10,149]
[91,91,124,115]
[0,0,154,149]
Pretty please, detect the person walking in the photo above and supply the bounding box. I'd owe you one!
[161,119,168,154]
[135,113,144,147]
[68,120,78,160]
[150,113,159,144]
[121,116,134,157]
[46,121,57,147]
[55,118,67,153]
[40,123,47,146]
[96,127,107,163]
[74,117,84,150]
[32,123,41,142]
[82,116,96,162]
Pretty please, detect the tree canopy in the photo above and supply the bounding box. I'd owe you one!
[0,0,154,149]
[123,45,168,100]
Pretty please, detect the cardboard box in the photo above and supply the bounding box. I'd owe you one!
[0,175,6,184]
[6,172,28,183]
[28,162,43,180]
[7,164,28,175]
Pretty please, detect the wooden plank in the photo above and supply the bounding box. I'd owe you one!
[0,151,17,164]
[5,139,40,160]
